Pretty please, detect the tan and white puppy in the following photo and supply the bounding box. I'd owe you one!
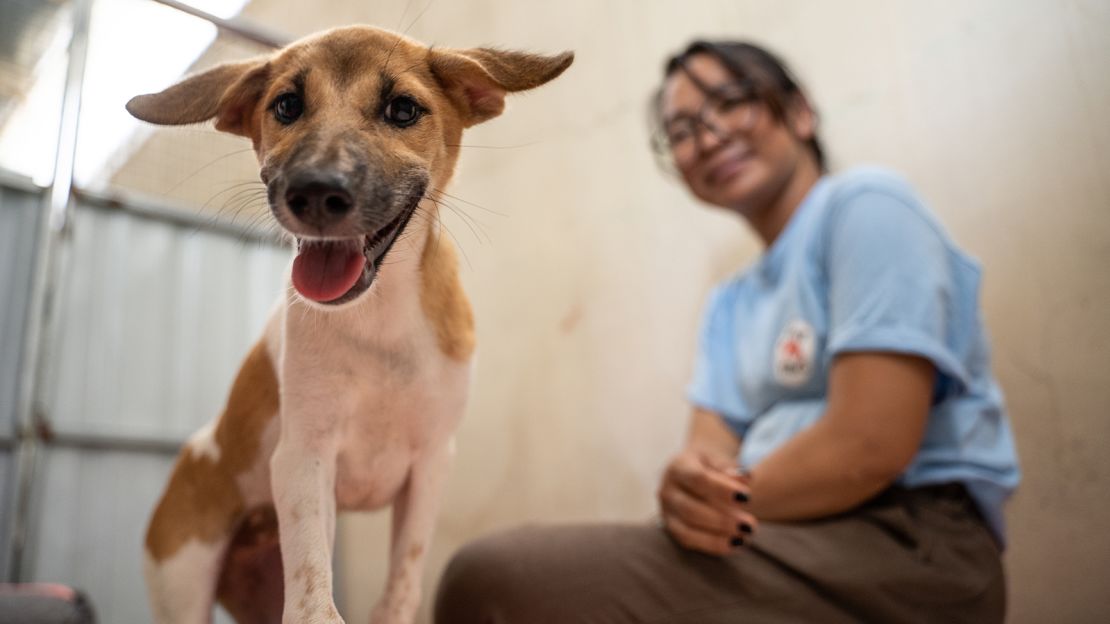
[127,25,572,624]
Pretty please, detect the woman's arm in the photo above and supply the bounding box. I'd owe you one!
[745,352,934,521]
[686,406,742,460]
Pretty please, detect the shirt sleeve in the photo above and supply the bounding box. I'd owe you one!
[686,285,752,437]
[825,185,972,393]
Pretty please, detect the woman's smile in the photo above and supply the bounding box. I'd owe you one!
[704,143,755,187]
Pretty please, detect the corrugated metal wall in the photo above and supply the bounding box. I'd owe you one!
[40,200,288,439]
[10,188,289,623]
[1,1,294,620]
[0,181,43,579]
[0,185,39,428]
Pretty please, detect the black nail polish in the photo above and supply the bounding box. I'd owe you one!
[734,491,749,503]
[739,522,753,534]
[730,536,745,548]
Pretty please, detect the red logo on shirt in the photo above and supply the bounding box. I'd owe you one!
[782,339,803,360]
[774,320,815,386]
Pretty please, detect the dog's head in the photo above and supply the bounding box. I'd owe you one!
[127,26,572,305]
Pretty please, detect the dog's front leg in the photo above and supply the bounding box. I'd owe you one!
[371,440,455,624]
[271,405,344,624]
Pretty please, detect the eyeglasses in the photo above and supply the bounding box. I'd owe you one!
[652,83,761,169]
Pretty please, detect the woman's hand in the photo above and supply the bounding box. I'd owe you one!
[657,449,757,556]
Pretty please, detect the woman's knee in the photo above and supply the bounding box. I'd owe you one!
[433,531,529,624]
[434,524,628,623]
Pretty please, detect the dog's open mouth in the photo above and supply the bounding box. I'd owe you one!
[290,205,416,305]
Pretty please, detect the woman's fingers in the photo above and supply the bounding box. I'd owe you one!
[658,452,759,556]
[669,452,752,508]
[660,481,757,537]
[662,512,748,557]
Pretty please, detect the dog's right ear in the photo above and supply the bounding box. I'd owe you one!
[126,58,270,139]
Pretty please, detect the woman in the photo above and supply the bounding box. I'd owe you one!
[434,41,1019,623]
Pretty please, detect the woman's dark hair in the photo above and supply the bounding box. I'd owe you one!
[652,40,827,172]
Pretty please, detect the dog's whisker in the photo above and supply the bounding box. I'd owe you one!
[218,183,267,200]
[424,204,442,240]
[420,205,441,262]
[418,203,472,270]
[443,224,473,271]
[428,192,493,241]
[205,182,268,220]
[241,212,273,235]
[218,192,265,217]
[383,33,404,74]
[220,191,268,215]
[185,193,270,242]
[440,198,492,242]
[384,0,433,74]
[222,192,268,207]
[229,197,277,233]
[219,204,270,235]
[429,197,489,246]
[393,0,418,32]
[166,148,257,195]
[400,0,436,38]
[430,201,450,263]
[430,187,506,217]
[212,197,258,218]
[205,200,255,224]
[444,142,539,151]
[207,179,264,197]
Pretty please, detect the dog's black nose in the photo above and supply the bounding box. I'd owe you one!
[285,177,354,228]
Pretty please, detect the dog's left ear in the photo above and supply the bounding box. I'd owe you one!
[429,48,574,127]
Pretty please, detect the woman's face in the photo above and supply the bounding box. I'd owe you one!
[660,53,814,214]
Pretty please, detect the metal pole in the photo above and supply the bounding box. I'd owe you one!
[74,187,285,246]
[151,0,289,49]
[5,0,94,582]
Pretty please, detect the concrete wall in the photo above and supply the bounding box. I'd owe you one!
[111,1,1110,621]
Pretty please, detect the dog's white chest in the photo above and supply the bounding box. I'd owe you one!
[333,363,466,510]
[279,290,470,512]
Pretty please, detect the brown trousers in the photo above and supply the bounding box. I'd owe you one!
[433,486,1005,623]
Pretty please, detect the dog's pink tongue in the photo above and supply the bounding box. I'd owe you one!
[291,242,364,303]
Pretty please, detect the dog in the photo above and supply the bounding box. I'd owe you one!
[126,25,572,623]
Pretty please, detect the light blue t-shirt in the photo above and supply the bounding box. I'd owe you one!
[687,167,1020,543]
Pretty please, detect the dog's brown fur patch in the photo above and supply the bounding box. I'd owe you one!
[419,228,475,361]
[145,341,279,560]
[216,505,284,624]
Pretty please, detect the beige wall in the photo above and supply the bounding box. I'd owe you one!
[119,1,1110,621]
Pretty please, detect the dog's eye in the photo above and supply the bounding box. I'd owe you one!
[385,96,423,128]
[273,93,304,124]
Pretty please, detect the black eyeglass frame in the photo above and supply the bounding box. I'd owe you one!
[650,80,761,172]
